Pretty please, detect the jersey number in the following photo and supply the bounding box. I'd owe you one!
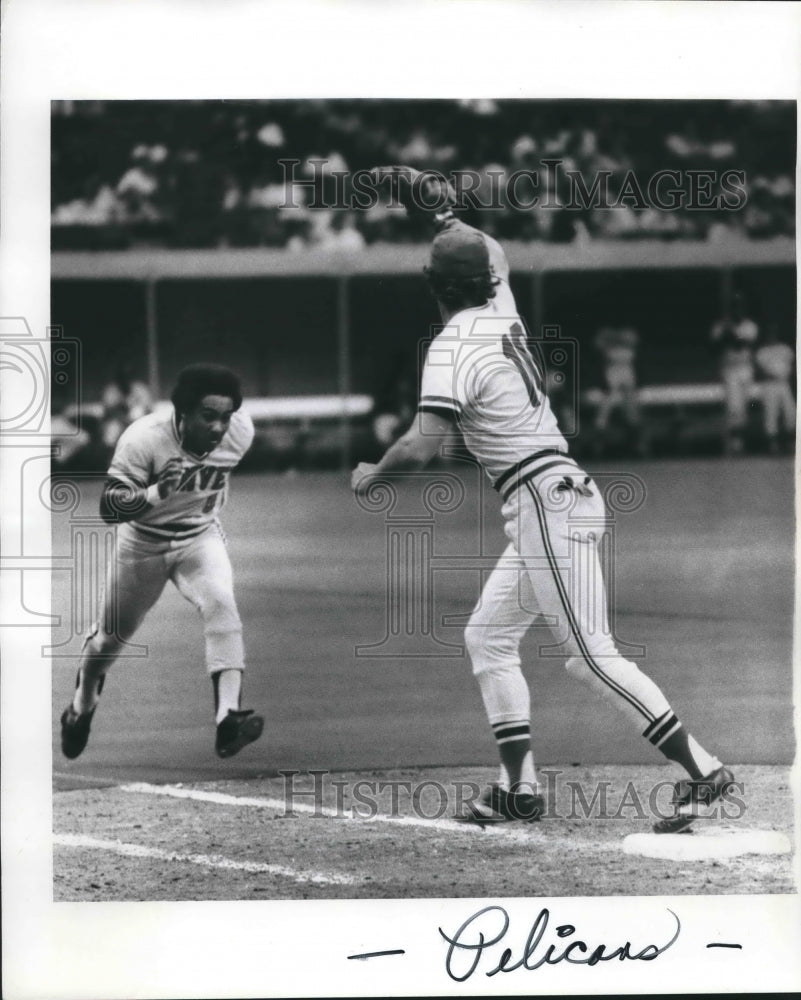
[502,322,542,408]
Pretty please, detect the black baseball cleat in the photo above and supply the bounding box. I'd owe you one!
[458,783,545,825]
[60,705,97,759]
[215,709,264,758]
[652,766,737,834]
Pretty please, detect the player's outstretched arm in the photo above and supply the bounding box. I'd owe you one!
[351,410,452,496]
[371,165,457,223]
[371,163,511,287]
[100,457,185,523]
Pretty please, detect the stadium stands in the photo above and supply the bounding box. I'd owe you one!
[51,100,795,250]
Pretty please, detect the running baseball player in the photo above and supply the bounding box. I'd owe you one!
[354,174,734,833]
[60,364,263,760]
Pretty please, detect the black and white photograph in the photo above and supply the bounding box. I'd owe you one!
[48,94,796,894]
[1,2,800,999]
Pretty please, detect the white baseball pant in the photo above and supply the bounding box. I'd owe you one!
[594,363,640,430]
[721,362,754,431]
[761,379,796,438]
[83,520,245,674]
[465,467,672,734]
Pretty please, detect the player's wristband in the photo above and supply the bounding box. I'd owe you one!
[145,484,164,506]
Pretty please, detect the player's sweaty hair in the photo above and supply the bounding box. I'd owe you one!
[171,364,243,417]
[425,272,499,311]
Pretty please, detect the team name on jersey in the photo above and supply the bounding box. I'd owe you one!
[108,408,254,539]
[175,464,233,493]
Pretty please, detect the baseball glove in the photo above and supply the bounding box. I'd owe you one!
[371,164,457,217]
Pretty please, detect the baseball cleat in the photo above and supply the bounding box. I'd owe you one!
[215,709,264,758]
[60,704,97,759]
[458,783,544,825]
[652,766,736,834]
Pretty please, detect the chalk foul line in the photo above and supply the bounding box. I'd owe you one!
[53,833,358,886]
[116,781,612,849]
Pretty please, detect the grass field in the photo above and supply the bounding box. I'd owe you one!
[52,456,796,899]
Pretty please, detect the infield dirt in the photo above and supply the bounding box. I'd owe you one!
[54,764,795,901]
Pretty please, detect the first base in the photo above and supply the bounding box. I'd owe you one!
[623,829,792,861]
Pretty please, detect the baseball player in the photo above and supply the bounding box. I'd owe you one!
[754,326,795,453]
[354,181,734,833]
[60,364,263,760]
[593,324,646,456]
[710,292,759,454]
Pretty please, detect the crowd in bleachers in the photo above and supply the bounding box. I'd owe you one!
[51,99,794,250]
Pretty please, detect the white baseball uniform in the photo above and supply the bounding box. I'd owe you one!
[711,316,759,431]
[85,407,254,674]
[755,341,795,438]
[418,290,702,759]
[593,326,640,430]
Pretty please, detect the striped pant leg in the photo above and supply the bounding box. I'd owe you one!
[509,481,674,735]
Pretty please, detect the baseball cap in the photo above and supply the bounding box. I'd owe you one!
[428,228,490,278]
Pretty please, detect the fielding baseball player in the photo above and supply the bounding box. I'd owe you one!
[355,171,734,833]
[60,364,263,760]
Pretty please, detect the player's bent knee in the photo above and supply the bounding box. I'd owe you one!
[465,626,520,676]
[200,591,242,629]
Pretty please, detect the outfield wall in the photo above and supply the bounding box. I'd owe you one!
[51,238,795,403]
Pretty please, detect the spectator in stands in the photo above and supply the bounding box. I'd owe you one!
[243,171,289,246]
[50,100,795,248]
[116,145,166,224]
[356,200,409,245]
[754,325,795,454]
[51,180,125,228]
[325,212,366,252]
[101,365,154,452]
[592,324,646,456]
[592,204,640,240]
[742,181,782,239]
[710,292,759,454]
